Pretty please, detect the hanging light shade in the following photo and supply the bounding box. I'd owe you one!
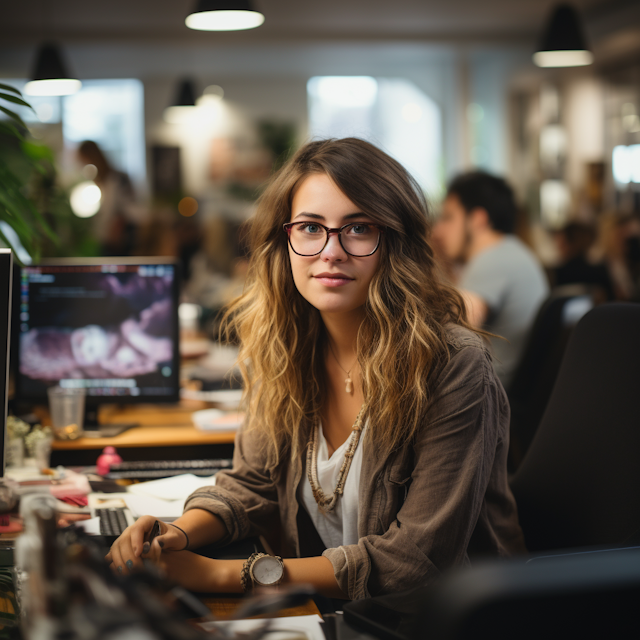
[533,4,593,68]
[164,78,199,124]
[24,42,82,96]
[185,0,265,31]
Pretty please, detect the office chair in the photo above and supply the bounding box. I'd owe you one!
[506,284,595,471]
[343,548,640,640]
[510,302,640,553]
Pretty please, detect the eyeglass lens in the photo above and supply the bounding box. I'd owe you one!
[289,223,380,256]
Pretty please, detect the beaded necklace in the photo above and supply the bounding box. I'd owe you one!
[306,406,365,512]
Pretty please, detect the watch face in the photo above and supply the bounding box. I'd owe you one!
[252,555,283,586]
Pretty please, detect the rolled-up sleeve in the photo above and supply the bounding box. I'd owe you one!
[324,341,510,599]
[183,425,280,545]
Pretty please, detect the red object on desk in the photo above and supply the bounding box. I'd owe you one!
[96,446,123,476]
[0,516,23,533]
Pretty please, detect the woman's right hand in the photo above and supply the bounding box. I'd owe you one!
[105,515,188,575]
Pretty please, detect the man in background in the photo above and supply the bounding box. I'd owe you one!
[432,171,548,389]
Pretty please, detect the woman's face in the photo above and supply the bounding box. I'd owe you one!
[288,173,381,318]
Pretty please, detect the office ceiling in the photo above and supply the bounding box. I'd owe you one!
[0,0,639,79]
[0,0,613,42]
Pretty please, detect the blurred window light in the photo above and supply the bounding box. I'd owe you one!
[630,145,640,183]
[611,145,640,183]
[533,50,593,68]
[308,76,443,197]
[402,103,423,123]
[467,103,484,123]
[470,146,488,166]
[70,181,102,218]
[62,79,145,187]
[540,179,570,228]
[308,77,378,109]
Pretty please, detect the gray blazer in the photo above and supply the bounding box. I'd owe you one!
[184,324,526,600]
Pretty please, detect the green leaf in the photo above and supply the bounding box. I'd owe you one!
[21,141,54,163]
[0,83,22,96]
[0,92,34,110]
[0,105,28,130]
[0,120,25,142]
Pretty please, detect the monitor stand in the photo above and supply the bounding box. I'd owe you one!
[82,406,139,439]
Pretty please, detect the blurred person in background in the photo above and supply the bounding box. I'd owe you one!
[432,171,548,388]
[592,212,640,301]
[551,221,614,302]
[77,140,137,256]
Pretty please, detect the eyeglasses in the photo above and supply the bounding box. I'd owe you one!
[283,221,385,257]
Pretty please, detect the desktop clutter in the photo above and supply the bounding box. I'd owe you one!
[0,452,324,640]
[8,492,318,640]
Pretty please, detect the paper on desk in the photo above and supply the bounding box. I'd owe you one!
[199,615,324,640]
[123,494,185,521]
[73,516,102,536]
[127,473,216,501]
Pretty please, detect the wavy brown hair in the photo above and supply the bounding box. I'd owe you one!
[222,138,475,469]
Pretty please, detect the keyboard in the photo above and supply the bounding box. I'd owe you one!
[95,506,135,537]
[105,458,233,480]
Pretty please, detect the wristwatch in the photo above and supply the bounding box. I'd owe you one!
[249,553,285,588]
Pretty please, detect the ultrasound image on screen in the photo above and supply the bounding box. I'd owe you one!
[18,265,177,399]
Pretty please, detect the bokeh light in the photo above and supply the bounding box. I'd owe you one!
[178,196,199,217]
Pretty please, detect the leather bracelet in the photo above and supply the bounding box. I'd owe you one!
[240,552,267,593]
[169,523,190,551]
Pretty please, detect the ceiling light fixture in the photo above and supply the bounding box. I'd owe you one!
[185,0,265,32]
[533,4,593,68]
[24,42,82,96]
[164,78,198,124]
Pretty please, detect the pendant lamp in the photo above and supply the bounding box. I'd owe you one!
[185,0,265,31]
[533,4,593,68]
[164,78,198,124]
[24,42,82,96]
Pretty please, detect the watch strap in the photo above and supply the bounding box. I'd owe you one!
[241,552,267,593]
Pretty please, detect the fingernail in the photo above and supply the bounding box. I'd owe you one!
[142,542,150,554]
[158,539,164,548]
[126,560,133,570]
[117,566,123,574]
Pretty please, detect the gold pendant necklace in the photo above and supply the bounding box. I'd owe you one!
[328,342,357,394]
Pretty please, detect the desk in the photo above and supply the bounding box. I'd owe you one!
[40,400,237,466]
[201,595,321,620]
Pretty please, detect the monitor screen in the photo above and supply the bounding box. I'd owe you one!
[0,249,12,476]
[14,258,180,406]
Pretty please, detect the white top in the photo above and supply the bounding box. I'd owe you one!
[299,422,364,549]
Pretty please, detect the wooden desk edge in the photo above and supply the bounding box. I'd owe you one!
[51,425,237,450]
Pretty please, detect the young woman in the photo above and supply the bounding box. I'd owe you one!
[107,138,526,600]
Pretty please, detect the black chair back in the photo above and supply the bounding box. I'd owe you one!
[510,303,640,553]
[507,284,595,470]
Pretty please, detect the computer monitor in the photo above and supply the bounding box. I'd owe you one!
[13,257,180,433]
[0,250,13,475]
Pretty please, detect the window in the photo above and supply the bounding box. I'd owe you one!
[307,76,443,198]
